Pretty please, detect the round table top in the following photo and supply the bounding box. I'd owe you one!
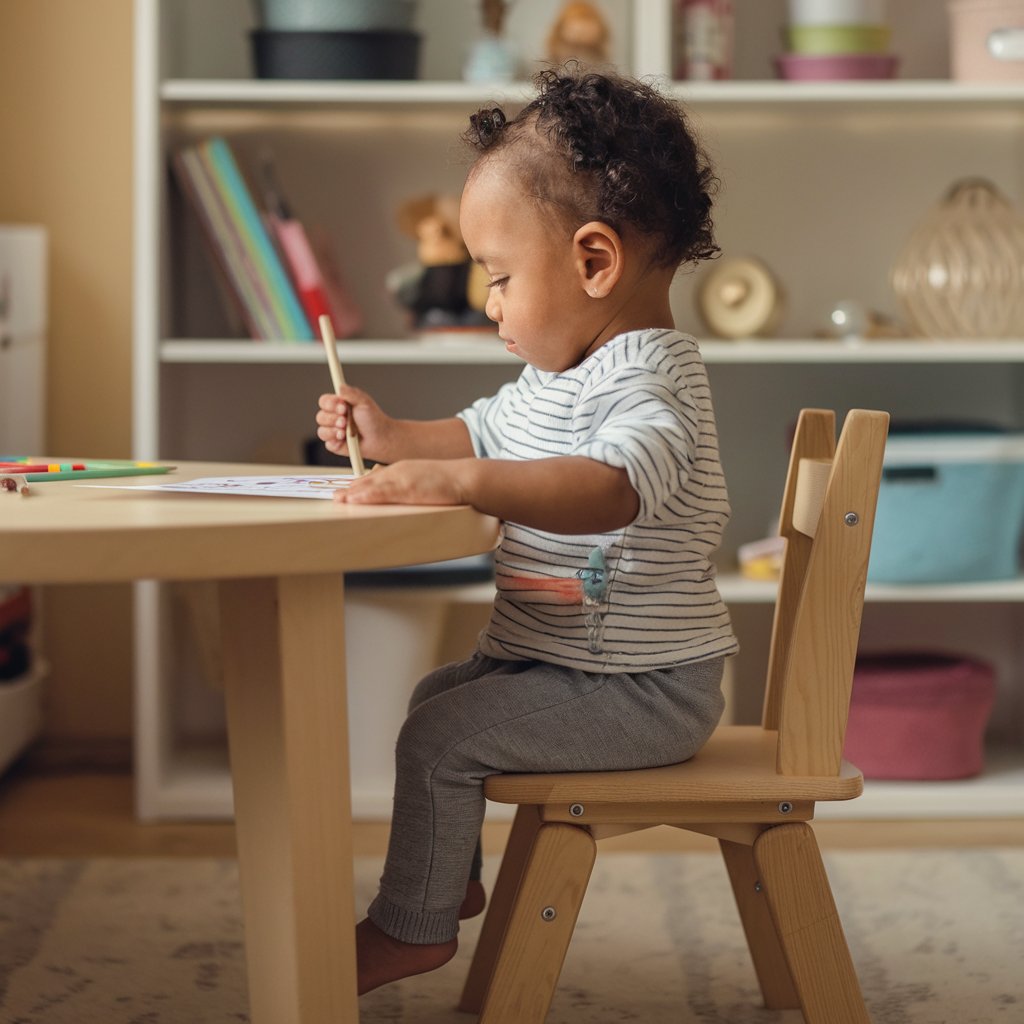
[0,462,499,584]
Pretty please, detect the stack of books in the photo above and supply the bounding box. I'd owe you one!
[173,137,360,342]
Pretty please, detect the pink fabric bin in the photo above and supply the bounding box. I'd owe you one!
[843,654,996,780]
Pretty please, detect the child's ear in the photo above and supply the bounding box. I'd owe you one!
[572,221,624,298]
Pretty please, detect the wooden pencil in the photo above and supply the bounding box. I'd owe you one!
[318,315,366,477]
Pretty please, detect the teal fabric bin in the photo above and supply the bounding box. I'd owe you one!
[868,433,1024,583]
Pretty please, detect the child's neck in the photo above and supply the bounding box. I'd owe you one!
[583,267,676,358]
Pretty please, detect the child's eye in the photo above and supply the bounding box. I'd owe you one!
[486,276,508,291]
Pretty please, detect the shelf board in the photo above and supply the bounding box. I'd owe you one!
[154,743,495,821]
[160,338,516,365]
[161,79,536,110]
[700,339,1024,363]
[159,338,1024,366]
[161,78,1024,112]
[159,573,1023,606]
[673,79,1024,110]
[719,573,1024,604]
[152,743,1024,822]
[816,746,1024,820]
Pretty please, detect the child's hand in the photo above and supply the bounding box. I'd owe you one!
[334,460,470,507]
[315,387,391,463]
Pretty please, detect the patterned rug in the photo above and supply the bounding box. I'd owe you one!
[0,849,1021,1023]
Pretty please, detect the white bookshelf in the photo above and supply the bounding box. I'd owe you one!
[134,0,1024,821]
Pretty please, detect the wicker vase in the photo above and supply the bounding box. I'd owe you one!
[891,178,1024,339]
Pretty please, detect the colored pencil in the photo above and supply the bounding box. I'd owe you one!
[0,463,87,473]
[318,315,366,476]
[22,465,175,483]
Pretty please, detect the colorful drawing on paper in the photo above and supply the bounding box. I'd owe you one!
[80,475,357,499]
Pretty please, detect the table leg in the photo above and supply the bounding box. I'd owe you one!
[220,574,357,1024]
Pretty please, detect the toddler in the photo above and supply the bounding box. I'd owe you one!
[315,66,738,995]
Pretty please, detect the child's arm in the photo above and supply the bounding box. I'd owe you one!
[338,455,640,535]
[316,387,475,463]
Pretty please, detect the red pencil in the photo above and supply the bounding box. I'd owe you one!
[0,462,87,473]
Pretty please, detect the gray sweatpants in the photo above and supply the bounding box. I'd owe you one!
[368,652,725,945]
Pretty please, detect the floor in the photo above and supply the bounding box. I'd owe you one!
[2,765,1023,858]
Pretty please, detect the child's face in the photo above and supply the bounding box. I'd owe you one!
[459,160,597,373]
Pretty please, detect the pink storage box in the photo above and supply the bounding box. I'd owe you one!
[949,0,1024,81]
[775,52,899,79]
[843,653,995,780]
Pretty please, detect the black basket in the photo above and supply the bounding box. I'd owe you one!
[251,29,420,80]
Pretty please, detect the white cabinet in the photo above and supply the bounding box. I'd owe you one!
[0,226,46,460]
[133,0,1024,820]
[0,225,47,775]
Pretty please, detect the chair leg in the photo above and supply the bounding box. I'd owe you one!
[753,823,870,1024]
[459,805,543,1014]
[477,822,596,1024]
[719,837,800,1009]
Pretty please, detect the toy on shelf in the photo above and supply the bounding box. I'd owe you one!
[820,299,906,341]
[737,534,786,580]
[546,2,611,68]
[891,178,1024,339]
[386,194,493,334]
[464,0,519,83]
[696,255,784,339]
[675,0,734,81]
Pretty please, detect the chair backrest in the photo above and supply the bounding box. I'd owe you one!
[761,408,890,777]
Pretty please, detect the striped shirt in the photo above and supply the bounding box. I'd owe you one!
[457,328,738,672]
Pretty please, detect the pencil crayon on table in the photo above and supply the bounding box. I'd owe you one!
[0,463,87,473]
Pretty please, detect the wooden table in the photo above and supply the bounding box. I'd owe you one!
[0,462,498,1022]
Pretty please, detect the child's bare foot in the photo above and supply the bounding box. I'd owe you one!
[459,879,486,919]
[356,918,458,995]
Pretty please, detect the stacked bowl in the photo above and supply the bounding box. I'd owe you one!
[252,0,421,80]
[778,0,898,80]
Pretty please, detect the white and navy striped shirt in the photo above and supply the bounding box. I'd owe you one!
[458,328,738,672]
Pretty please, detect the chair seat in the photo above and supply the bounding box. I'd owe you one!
[483,725,863,808]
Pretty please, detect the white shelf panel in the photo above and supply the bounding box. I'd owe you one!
[153,745,514,822]
[718,573,1024,604]
[242,575,1024,606]
[161,338,517,365]
[160,338,1024,367]
[153,744,1024,822]
[149,746,234,821]
[161,79,535,108]
[161,78,1024,112]
[699,339,1024,364]
[865,578,1024,603]
[816,747,1024,820]
[673,80,1024,110]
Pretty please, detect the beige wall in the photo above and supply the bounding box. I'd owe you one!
[0,1,134,742]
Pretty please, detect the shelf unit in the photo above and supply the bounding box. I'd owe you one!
[134,0,1024,821]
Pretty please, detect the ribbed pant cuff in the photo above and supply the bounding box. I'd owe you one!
[368,893,460,945]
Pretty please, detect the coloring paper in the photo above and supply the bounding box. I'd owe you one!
[80,475,356,499]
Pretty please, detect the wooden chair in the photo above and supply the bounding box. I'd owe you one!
[459,407,890,1024]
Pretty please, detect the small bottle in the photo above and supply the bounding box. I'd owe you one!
[675,0,734,81]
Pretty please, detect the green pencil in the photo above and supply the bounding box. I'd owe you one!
[24,465,175,483]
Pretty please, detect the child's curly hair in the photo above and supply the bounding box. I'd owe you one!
[464,66,720,270]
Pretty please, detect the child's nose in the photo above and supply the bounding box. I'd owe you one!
[485,290,502,323]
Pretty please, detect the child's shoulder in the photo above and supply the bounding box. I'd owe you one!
[593,328,702,373]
